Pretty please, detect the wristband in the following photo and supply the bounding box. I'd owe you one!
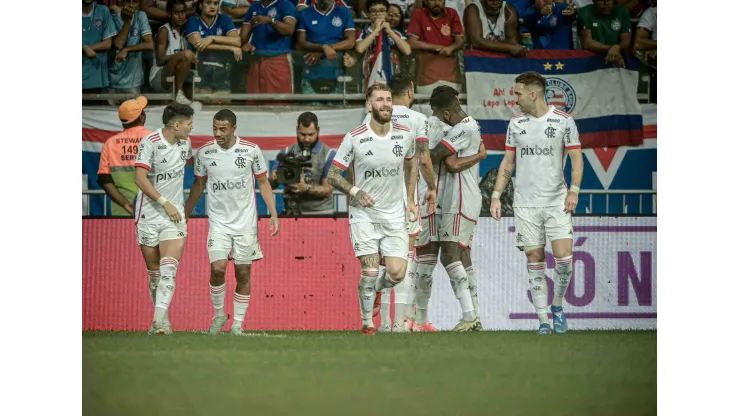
[492,191,501,200]
[570,185,580,194]
[157,196,169,206]
[350,186,360,197]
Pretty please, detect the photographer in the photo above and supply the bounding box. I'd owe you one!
[269,112,336,216]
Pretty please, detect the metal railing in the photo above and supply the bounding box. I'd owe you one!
[82,189,656,216]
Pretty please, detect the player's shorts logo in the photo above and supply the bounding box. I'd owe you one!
[545,77,576,113]
[392,144,403,157]
[332,16,342,27]
[235,156,247,169]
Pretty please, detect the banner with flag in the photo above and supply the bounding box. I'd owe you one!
[464,50,644,149]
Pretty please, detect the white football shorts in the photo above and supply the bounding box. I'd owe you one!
[350,222,409,259]
[207,231,263,265]
[513,206,574,249]
[136,220,187,247]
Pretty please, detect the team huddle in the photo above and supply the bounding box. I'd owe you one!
[134,71,582,336]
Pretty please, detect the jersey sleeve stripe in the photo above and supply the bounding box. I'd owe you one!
[135,163,151,171]
[565,144,581,149]
[255,171,267,178]
[195,174,207,179]
[440,140,456,153]
[416,137,429,143]
[332,159,348,170]
[404,155,414,160]
[505,145,516,151]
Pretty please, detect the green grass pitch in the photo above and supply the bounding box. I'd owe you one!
[83,331,656,415]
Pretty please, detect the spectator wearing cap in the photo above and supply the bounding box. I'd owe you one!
[97,97,152,217]
[354,0,411,92]
[578,0,631,67]
[83,0,118,93]
[109,0,154,95]
[407,0,464,94]
[464,0,526,57]
[240,0,299,95]
[523,0,576,50]
[296,0,356,95]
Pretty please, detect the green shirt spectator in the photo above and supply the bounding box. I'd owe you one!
[578,0,631,67]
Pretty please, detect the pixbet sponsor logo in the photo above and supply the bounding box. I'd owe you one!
[364,166,401,179]
[154,169,185,183]
[211,178,249,192]
[520,145,555,157]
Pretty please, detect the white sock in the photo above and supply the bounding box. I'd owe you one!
[233,292,250,326]
[553,256,573,307]
[445,261,476,322]
[393,251,414,326]
[154,257,179,321]
[465,266,479,318]
[405,253,418,322]
[147,270,160,306]
[528,262,549,324]
[210,283,226,314]
[380,288,391,327]
[358,270,379,327]
[374,267,401,292]
[414,254,437,326]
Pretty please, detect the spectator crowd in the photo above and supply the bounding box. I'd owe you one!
[83,0,656,102]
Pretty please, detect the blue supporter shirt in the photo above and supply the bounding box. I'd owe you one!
[109,11,152,88]
[82,3,118,89]
[185,13,238,62]
[524,2,574,50]
[245,0,298,57]
[297,5,355,81]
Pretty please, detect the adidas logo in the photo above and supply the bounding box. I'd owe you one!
[442,232,449,237]
[160,158,167,163]
[210,161,217,166]
[365,150,373,156]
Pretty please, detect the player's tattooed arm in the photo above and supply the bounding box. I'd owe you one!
[184,176,207,219]
[404,157,418,204]
[415,140,436,191]
[327,164,355,196]
[429,143,454,165]
[444,143,488,173]
[493,150,516,195]
[567,147,584,189]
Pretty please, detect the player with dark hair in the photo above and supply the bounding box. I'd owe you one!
[184,109,280,335]
[134,102,195,335]
[490,71,584,335]
[328,83,420,335]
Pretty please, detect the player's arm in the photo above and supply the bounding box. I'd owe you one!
[429,141,455,165]
[444,142,487,173]
[493,150,515,193]
[256,175,278,219]
[564,120,583,212]
[415,140,436,192]
[134,140,182,222]
[404,156,417,206]
[184,176,206,219]
[304,151,336,199]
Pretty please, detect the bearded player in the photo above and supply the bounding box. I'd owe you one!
[490,71,583,335]
[328,83,428,335]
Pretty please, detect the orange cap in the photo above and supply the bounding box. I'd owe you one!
[118,96,148,123]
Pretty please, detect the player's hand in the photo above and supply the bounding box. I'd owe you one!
[269,215,280,236]
[124,202,134,216]
[164,202,182,223]
[354,189,375,207]
[477,143,487,159]
[407,202,419,223]
[323,45,337,61]
[83,45,97,59]
[565,191,578,213]
[232,46,243,62]
[304,52,322,66]
[115,48,129,63]
[490,198,502,221]
[242,43,256,54]
[424,190,437,215]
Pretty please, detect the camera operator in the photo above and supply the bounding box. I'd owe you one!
[269,112,336,216]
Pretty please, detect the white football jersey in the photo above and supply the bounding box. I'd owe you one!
[363,105,427,206]
[419,115,451,215]
[194,138,268,235]
[439,116,483,219]
[333,121,416,224]
[505,106,581,207]
[134,129,193,224]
